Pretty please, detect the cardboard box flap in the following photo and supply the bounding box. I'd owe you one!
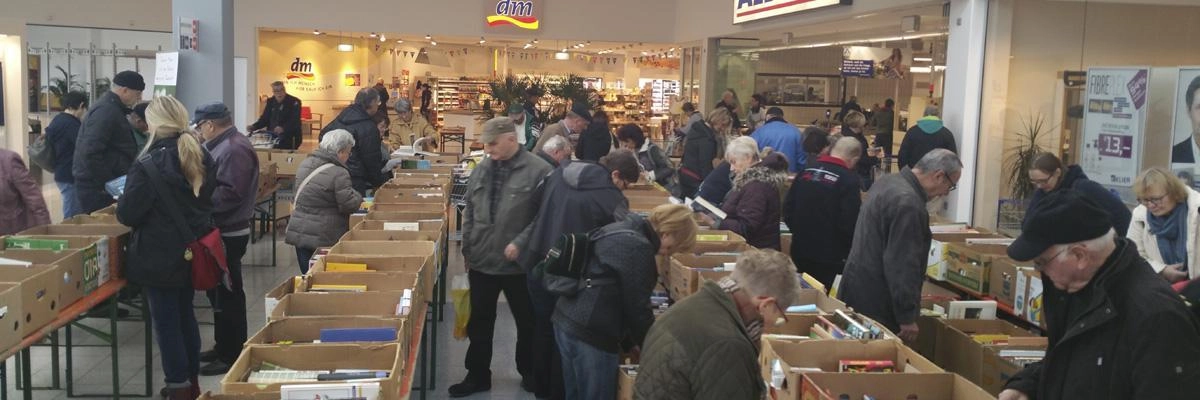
[0,264,61,336]
[762,338,941,374]
[801,372,994,400]
[364,211,446,223]
[328,241,435,258]
[247,316,408,345]
[305,272,420,293]
[352,220,444,234]
[370,203,446,213]
[373,188,449,204]
[340,229,439,242]
[271,292,405,319]
[317,255,428,274]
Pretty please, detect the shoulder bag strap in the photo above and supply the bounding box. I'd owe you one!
[139,156,198,243]
[295,163,336,202]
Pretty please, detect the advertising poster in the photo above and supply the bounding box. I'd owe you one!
[153,52,179,97]
[1169,67,1200,188]
[842,46,910,79]
[1081,67,1149,188]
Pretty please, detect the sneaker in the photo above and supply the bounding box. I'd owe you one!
[448,375,491,398]
[199,349,219,363]
[199,360,232,376]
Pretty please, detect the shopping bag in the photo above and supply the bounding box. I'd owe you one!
[451,274,471,340]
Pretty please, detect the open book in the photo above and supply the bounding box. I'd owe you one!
[687,197,727,220]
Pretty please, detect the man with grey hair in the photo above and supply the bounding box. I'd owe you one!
[320,88,386,194]
[784,136,863,288]
[999,190,1200,400]
[250,81,303,150]
[388,98,437,152]
[74,70,145,213]
[839,148,961,341]
[636,249,801,399]
[535,102,592,152]
[537,135,572,167]
[897,104,957,169]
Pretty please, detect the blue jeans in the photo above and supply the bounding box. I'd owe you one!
[296,247,315,274]
[57,182,82,220]
[555,328,618,400]
[145,286,201,387]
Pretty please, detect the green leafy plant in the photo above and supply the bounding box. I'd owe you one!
[487,75,594,125]
[1003,112,1058,200]
[47,66,84,100]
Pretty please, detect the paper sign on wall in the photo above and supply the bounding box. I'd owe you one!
[154,52,179,97]
[1081,67,1149,188]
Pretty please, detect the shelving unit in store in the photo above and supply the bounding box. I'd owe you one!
[431,77,492,126]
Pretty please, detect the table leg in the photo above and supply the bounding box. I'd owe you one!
[110,297,120,400]
[65,323,74,397]
[49,332,59,390]
[270,192,277,267]
[429,302,437,390]
[421,311,428,400]
[143,293,153,397]
[2,358,8,400]
[19,349,31,400]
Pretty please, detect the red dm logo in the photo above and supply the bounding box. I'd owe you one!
[486,0,539,30]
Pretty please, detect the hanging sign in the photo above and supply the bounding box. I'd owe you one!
[734,0,852,24]
[842,46,910,79]
[1081,67,1150,188]
[485,0,542,32]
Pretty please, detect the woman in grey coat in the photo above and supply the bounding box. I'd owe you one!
[285,129,363,273]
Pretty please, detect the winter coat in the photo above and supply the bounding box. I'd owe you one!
[521,160,629,269]
[637,141,676,189]
[45,113,81,183]
[552,214,660,353]
[1128,186,1200,281]
[250,94,303,150]
[1004,238,1200,400]
[872,106,895,137]
[695,161,733,207]
[634,280,762,400]
[838,168,931,332]
[387,114,436,150]
[74,91,140,213]
[750,118,805,173]
[575,121,612,162]
[843,127,880,184]
[718,163,787,250]
[285,148,362,250]
[0,150,51,235]
[784,155,862,265]
[461,149,553,275]
[116,137,217,289]
[680,121,718,182]
[1024,165,1131,236]
[320,104,387,195]
[535,120,570,154]
[897,116,958,169]
[204,127,259,234]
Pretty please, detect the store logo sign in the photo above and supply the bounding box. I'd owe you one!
[734,0,852,24]
[486,0,541,31]
[287,57,315,82]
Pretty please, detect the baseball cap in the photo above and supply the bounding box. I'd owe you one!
[1007,190,1113,262]
[192,102,231,125]
[480,117,517,144]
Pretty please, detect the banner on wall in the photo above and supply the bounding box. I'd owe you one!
[283,56,335,95]
[841,46,910,79]
[734,0,852,24]
[154,52,179,97]
[485,0,542,33]
[1081,67,1150,188]
[1169,67,1200,188]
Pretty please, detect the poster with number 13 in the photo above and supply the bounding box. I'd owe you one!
[1082,67,1149,188]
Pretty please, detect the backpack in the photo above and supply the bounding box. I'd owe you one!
[534,228,638,297]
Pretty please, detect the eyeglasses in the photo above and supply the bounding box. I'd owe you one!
[1030,171,1058,186]
[1033,246,1070,271]
[1137,194,1168,206]
[942,173,958,192]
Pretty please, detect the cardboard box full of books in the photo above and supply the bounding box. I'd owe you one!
[667,254,738,301]
[247,316,409,349]
[3,235,108,295]
[0,249,89,306]
[19,221,129,284]
[0,283,22,350]
[760,338,940,400]
[691,230,748,254]
[944,242,1011,295]
[221,343,403,399]
[800,372,994,400]
[270,291,414,321]
[933,319,1043,387]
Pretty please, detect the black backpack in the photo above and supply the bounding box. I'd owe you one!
[534,228,637,297]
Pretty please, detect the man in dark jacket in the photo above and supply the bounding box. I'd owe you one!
[784,137,863,288]
[871,98,896,157]
[678,118,718,198]
[575,111,611,162]
[837,95,863,121]
[1000,190,1200,400]
[519,150,638,399]
[695,161,732,207]
[193,103,259,376]
[453,117,553,398]
[249,81,303,150]
[897,107,958,169]
[840,149,961,341]
[249,82,302,150]
[320,88,387,195]
[46,91,89,219]
[373,78,390,134]
[74,70,144,214]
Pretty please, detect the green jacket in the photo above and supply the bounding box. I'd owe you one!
[634,281,763,400]
[461,148,553,275]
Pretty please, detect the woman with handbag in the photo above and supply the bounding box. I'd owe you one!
[117,96,217,400]
[285,129,362,273]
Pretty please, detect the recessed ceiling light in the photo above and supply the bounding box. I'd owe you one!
[431,41,438,46]
[313,29,321,35]
[369,32,377,38]
[425,34,432,40]
[396,39,404,44]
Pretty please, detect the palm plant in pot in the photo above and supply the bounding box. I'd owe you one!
[1000,112,1057,232]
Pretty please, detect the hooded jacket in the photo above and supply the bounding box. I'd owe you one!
[74,91,140,213]
[117,136,217,289]
[285,148,363,250]
[719,158,788,250]
[45,112,81,184]
[1004,238,1200,400]
[520,160,629,269]
[0,149,51,235]
[204,126,259,234]
[784,155,862,265]
[462,149,553,275]
[897,116,958,169]
[1024,165,1132,236]
[320,104,387,194]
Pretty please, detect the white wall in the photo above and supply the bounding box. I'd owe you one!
[675,0,939,42]
[0,19,29,152]
[4,0,171,32]
[24,25,169,112]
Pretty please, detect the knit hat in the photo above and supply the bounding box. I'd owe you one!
[113,70,145,91]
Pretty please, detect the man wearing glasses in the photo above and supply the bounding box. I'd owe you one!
[839,149,961,343]
[999,190,1200,400]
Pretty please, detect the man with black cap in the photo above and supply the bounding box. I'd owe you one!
[535,102,592,155]
[248,81,302,150]
[453,117,552,397]
[998,190,1200,400]
[192,102,259,376]
[750,107,805,173]
[74,70,144,214]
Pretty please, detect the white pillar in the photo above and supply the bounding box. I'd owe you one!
[942,0,989,224]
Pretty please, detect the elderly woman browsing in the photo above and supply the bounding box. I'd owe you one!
[285,129,363,273]
[1129,167,1200,283]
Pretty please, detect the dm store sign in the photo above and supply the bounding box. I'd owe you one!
[486,0,541,32]
[284,57,333,94]
[734,0,852,24]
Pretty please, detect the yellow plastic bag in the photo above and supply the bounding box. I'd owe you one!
[451,274,471,340]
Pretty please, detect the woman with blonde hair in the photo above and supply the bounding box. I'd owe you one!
[117,95,217,400]
[553,204,698,400]
[1129,167,1200,283]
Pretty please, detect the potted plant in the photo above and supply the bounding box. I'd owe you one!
[999,112,1057,233]
[46,66,84,110]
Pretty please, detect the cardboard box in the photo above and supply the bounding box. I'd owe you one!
[314,254,428,275]
[0,249,88,306]
[0,265,61,336]
[781,233,792,256]
[340,229,439,242]
[791,289,847,314]
[989,259,1032,308]
[270,292,409,320]
[255,149,272,165]
[90,204,117,216]
[1022,269,1044,327]
[927,232,1001,281]
[944,242,1011,295]
[617,365,636,400]
[3,235,107,294]
[386,175,452,187]
[304,272,420,295]
[197,391,279,400]
[270,150,309,176]
[66,214,120,225]
[222,344,403,398]
[353,219,444,234]
[691,230,749,253]
[0,283,22,350]
[373,188,448,204]
[800,372,994,400]
[370,203,445,213]
[760,339,941,400]
[668,254,738,300]
[364,211,445,222]
[18,222,129,284]
[264,278,296,322]
[247,316,408,347]
[933,319,1041,385]
[980,345,1045,395]
[258,161,278,198]
[327,241,436,298]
